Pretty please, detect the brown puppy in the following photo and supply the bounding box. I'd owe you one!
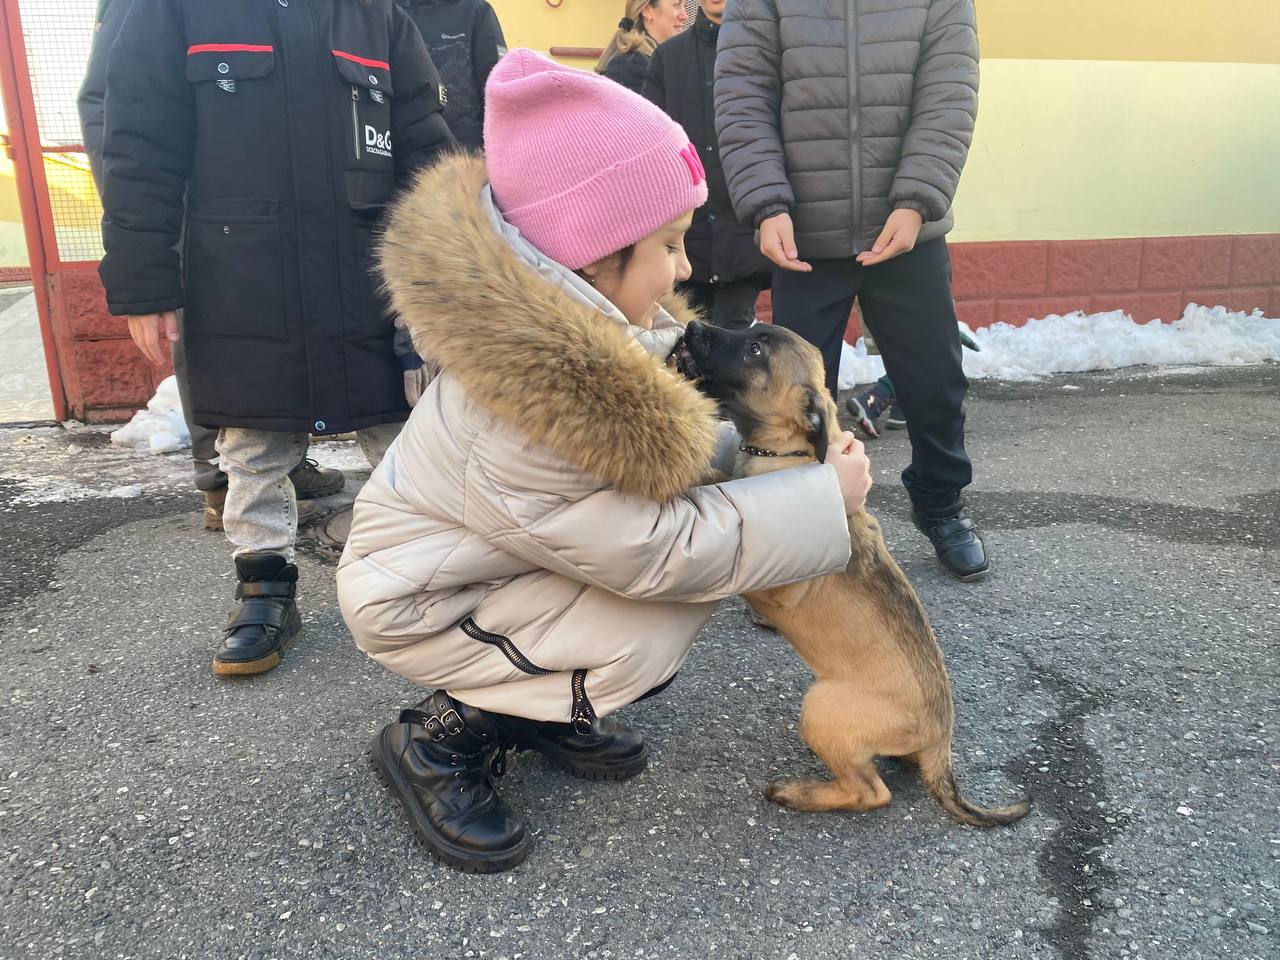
[678,321,1028,827]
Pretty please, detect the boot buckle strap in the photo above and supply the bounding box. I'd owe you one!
[439,708,464,737]
[402,705,465,741]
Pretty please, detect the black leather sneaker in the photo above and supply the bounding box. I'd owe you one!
[911,505,990,582]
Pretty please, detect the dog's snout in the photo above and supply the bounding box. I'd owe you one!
[686,320,706,340]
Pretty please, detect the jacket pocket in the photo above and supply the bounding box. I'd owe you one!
[333,51,395,172]
[184,200,288,341]
[185,45,275,87]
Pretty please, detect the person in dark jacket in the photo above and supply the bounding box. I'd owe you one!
[716,0,990,583]
[595,0,686,94]
[76,0,346,530]
[97,0,454,677]
[643,0,768,329]
[398,0,506,148]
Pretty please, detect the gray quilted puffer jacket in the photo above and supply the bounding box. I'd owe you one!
[715,0,978,260]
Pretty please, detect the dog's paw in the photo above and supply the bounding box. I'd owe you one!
[764,777,813,810]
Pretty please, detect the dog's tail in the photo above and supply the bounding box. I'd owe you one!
[917,743,1030,828]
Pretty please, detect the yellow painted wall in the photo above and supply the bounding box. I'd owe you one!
[490,0,1280,67]
[951,59,1280,241]
[2,0,1277,266]
[977,0,1280,65]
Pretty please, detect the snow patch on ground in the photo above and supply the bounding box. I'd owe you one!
[109,376,190,453]
[840,304,1280,388]
[309,440,373,473]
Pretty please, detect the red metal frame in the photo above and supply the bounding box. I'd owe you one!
[1,0,74,419]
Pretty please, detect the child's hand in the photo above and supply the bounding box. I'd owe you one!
[126,310,180,366]
[856,208,924,266]
[826,430,872,515]
[759,213,812,272]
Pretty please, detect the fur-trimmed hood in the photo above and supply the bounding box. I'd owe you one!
[378,153,719,502]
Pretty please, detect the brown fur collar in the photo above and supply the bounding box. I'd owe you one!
[378,154,718,502]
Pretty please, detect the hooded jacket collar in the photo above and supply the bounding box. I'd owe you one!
[378,153,719,502]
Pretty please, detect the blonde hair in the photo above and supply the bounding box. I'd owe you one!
[595,0,659,74]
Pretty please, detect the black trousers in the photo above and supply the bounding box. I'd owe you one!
[770,238,972,511]
[679,276,764,331]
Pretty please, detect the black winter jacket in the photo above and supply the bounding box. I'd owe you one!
[601,48,650,94]
[77,0,132,194]
[398,0,505,148]
[97,0,453,434]
[643,11,769,286]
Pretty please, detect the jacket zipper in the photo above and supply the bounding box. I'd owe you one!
[570,669,597,734]
[350,85,361,162]
[847,0,863,253]
[460,618,554,676]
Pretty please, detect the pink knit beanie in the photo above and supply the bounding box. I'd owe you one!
[484,49,708,271]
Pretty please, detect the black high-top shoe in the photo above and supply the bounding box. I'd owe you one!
[213,553,302,676]
[369,692,529,874]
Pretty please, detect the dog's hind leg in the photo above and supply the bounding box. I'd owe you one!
[764,681,892,813]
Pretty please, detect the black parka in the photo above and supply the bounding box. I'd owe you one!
[98,0,453,433]
[398,0,505,148]
[643,12,769,286]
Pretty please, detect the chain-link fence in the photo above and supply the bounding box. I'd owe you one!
[17,0,101,263]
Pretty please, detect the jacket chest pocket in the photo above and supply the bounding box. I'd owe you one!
[185,44,276,99]
[333,51,395,172]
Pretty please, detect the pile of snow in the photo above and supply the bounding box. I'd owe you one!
[838,304,1280,388]
[109,375,190,453]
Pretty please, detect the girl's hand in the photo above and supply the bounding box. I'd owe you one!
[826,430,872,515]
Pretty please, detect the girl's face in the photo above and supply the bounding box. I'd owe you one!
[584,211,694,330]
[642,0,688,43]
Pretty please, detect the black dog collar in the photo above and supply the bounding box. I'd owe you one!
[739,441,810,459]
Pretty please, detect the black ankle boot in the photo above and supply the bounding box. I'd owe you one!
[487,712,649,782]
[213,553,302,676]
[369,692,528,874]
[912,503,990,581]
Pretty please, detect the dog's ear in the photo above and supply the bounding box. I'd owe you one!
[804,388,830,463]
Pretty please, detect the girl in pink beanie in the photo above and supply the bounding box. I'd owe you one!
[340,49,870,872]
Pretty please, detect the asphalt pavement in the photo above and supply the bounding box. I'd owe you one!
[0,364,1276,960]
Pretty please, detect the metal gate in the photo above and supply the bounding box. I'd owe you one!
[0,0,170,423]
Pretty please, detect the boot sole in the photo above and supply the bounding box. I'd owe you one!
[211,609,301,677]
[512,736,650,782]
[367,734,529,874]
[294,480,347,500]
[939,560,991,583]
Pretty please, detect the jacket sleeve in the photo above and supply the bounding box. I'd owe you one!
[889,0,979,221]
[713,0,793,229]
[641,42,666,110]
[77,0,132,196]
[389,4,455,185]
[465,425,851,604]
[472,2,506,114]
[97,0,191,317]
[602,52,646,95]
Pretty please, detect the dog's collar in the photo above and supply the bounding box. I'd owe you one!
[739,440,811,459]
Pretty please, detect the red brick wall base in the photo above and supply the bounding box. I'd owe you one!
[755,233,1280,343]
[49,267,172,423]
